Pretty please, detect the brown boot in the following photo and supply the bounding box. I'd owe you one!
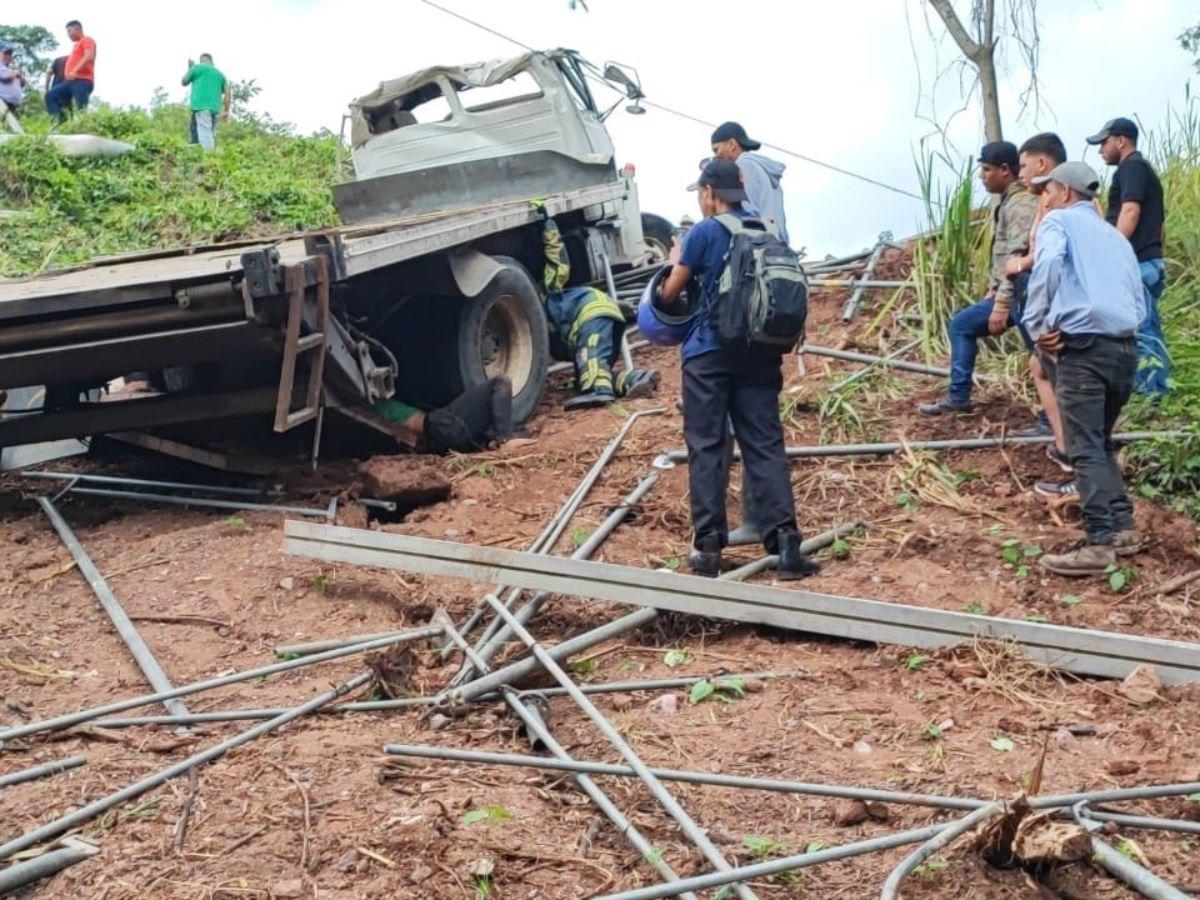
[1039,542,1116,576]
[1113,529,1142,557]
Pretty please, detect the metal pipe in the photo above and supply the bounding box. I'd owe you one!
[819,279,910,290]
[595,823,951,900]
[829,339,922,393]
[0,672,370,862]
[0,838,99,895]
[1034,781,1200,811]
[802,344,949,377]
[477,593,757,900]
[60,486,334,519]
[0,627,440,743]
[880,804,1003,900]
[383,744,985,811]
[1072,803,1188,900]
[665,431,1191,463]
[21,470,281,497]
[600,251,636,375]
[0,756,87,789]
[1086,811,1200,835]
[841,240,887,322]
[275,627,433,658]
[721,522,862,580]
[36,496,190,719]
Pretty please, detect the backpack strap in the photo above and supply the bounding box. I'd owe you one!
[713,213,776,238]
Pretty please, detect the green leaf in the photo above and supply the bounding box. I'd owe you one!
[742,836,780,857]
[1060,594,1082,606]
[462,805,512,826]
[568,657,598,675]
[831,538,851,559]
[689,679,716,704]
[1025,613,1047,623]
[1187,793,1200,804]
[663,649,693,669]
[570,527,591,549]
[1001,545,1021,565]
[1015,564,1031,580]
[664,555,680,571]
[716,676,746,696]
[1022,543,1043,558]
[963,601,985,614]
[1109,570,1128,591]
[904,653,928,671]
[923,722,942,740]
[990,736,1015,752]
[804,840,827,853]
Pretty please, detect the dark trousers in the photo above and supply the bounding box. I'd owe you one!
[1052,336,1137,544]
[45,79,93,120]
[424,377,514,454]
[946,274,1032,403]
[682,347,798,554]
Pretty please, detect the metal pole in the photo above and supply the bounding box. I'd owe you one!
[0,838,99,895]
[1085,811,1200,836]
[600,251,636,375]
[1034,780,1200,810]
[721,522,861,580]
[36,496,190,719]
[1072,803,1189,900]
[477,592,758,900]
[819,279,910,290]
[829,339,922,393]
[383,744,985,811]
[59,486,334,519]
[275,627,433,658]
[802,344,949,377]
[595,823,950,900]
[0,672,370,862]
[880,804,1002,900]
[21,470,281,497]
[841,240,886,322]
[0,627,440,743]
[0,756,87,789]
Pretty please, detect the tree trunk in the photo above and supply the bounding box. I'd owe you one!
[976,42,1003,142]
[927,0,1004,142]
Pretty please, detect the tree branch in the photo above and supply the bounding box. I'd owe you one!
[983,0,996,47]
[928,0,982,58]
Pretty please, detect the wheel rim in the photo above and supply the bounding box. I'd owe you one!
[642,236,670,263]
[480,293,533,395]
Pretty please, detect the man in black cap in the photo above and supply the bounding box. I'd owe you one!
[710,121,789,245]
[654,158,819,580]
[920,141,1038,415]
[1087,117,1168,397]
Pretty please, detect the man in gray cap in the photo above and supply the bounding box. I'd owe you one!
[710,121,789,245]
[1086,117,1168,397]
[1022,161,1146,576]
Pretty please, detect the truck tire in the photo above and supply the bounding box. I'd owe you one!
[640,213,676,262]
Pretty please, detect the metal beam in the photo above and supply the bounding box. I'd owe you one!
[841,240,886,322]
[0,756,87,789]
[802,343,949,377]
[283,523,1200,684]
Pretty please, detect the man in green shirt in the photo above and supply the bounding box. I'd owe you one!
[181,53,230,150]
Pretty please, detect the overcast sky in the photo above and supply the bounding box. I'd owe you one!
[17,0,1199,255]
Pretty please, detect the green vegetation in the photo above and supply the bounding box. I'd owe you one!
[0,91,340,277]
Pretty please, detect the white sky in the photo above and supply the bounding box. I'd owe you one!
[18,0,1199,255]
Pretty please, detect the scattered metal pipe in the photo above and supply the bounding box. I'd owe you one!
[0,837,99,895]
[274,627,434,658]
[841,240,887,322]
[880,804,1003,900]
[1085,811,1200,836]
[59,486,335,519]
[817,279,910,290]
[665,431,1192,463]
[0,627,440,744]
[1033,780,1200,810]
[802,344,949,377]
[1072,803,1189,900]
[0,672,370,862]
[0,756,87,789]
[383,744,986,811]
[721,522,862,580]
[36,496,190,719]
[829,339,922,393]
[21,470,281,497]
[477,593,757,900]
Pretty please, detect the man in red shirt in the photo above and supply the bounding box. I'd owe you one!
[44,20,95,122]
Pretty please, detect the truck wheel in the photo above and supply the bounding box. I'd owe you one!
[640,213,676,262]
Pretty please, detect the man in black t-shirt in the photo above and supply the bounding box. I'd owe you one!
[1088,117,1169,396]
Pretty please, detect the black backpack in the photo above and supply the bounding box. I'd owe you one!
[709,214,808,351]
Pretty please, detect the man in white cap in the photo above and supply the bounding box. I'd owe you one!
[1022,161,1146,576]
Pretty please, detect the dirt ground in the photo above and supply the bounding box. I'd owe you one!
[3,249,1200,899]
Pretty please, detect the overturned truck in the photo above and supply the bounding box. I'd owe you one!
[0,49,670,467]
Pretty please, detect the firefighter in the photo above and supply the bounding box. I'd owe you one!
[540,214,659,410]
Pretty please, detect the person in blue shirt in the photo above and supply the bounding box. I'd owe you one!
[654,158,818,579]
[1022,161,1146,576]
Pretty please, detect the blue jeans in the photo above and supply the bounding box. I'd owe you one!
[946,276,1032,403]
[45,79,93,120]
[1134,259,1169,396]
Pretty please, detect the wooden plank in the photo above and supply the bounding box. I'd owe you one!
[282,522,1200,684]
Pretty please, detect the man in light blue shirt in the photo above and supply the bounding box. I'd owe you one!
[1022,161,1145,576]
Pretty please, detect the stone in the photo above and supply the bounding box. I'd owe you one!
[338,849,359,872]
[1117,664,1162,705]
[649,694,679,716]
[278,576,295,591]
[611,695,634,712]
[832,799,870,826]
[865,802,890,822]
[269,880,303,898]
[1106,759,1141,777]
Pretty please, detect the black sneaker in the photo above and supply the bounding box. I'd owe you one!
[564,389,615,411]
[918,394,972,416]
[1045,445,1073,474]
[688,535,721,578]
[776,529,821,580]
[1034,479,1078,501]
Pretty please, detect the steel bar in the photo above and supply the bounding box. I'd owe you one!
[722,522,862,580]
[36,496,190,719]
[0,672,369,862]
[0,756,86,788]
[1073,804,1188,900]
[1034,781,1200,810]
[595,823,951,900]
[665,430,1191,463]
[1086,811,1200,835]
[829,339,922,393]
[841,240,886,322]
[818,279,910,290]
[802,343,949,377]
[0,627,440,743]
[283,523,1200,684]
[274,627,433,658]
[477,593,757,899]
[60,486,334,519]
[880,804,1003,900]
[436,613,698,898]
[383,743,986,811]
[548,340,649,376]
[600,251,637,376]
[21,470,281,497]
[0,838,99,895]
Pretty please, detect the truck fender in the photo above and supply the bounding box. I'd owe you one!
[448,248,505,298]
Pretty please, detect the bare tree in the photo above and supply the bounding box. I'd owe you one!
[916,0,1041,143]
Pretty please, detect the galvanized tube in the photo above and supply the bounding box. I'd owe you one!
[275,627,434,658]
[478,593,758,900]
[0,756,87,789]
[60,486,333,519]
[36,496,190,719]
[0,839,98,894]
[1073,804,1189,900]
[0,627,440,743]
[803,344,949,377]
[841,241,886,322]
[594,823,951,900]
[721,522,862,580]
[1033,780,1200,810]
[880,804,1003,900]
[383,743,985,811]
[21,470,281,497]
[829,339,922,393]
[1086,811,1200,835]
[0,672,370,862]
